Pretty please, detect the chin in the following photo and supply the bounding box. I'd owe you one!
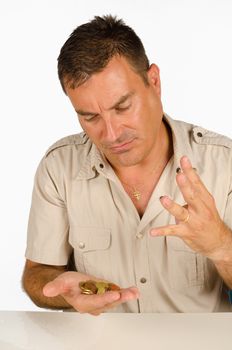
[113,152,145,168]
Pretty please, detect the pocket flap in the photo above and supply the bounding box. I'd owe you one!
[69,226,111,252]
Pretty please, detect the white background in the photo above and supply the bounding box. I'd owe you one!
[0,0,231,311]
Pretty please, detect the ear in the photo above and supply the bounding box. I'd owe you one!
[147,64,161,97]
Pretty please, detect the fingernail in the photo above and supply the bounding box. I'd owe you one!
[182,155,191,165]
[160,195,172,206]
[43,285,53,297]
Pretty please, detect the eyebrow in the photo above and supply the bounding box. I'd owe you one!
[75,91,135,116]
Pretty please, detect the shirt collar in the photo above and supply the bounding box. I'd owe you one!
[163,113,198,173]
[76,141,114,180]
[76,113,199,180]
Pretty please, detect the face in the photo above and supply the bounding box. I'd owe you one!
[66,56,164,170]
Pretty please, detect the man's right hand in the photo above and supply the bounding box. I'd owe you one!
[43,271,139,315]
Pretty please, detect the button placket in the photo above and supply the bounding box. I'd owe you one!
[134,231,151,312]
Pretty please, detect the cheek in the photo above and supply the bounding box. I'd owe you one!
[130,101,146,125]
[131,102,151,132]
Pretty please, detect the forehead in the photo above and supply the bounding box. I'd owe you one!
[66,56,144,110]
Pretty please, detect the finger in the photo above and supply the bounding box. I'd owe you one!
[77,291,121,313]
[43,279,70,297]
[150,223,184,237]
[176,171,206,212]
[180,156,212,200]
[103,288,139,310]
[89,310,102,316]
[119,286,140,301]
[89,286,139,310]
[89,300,122,315]
[159,196,190,223]
[79,287,139,315]
[88,287,140,315]
[89,298,127,315]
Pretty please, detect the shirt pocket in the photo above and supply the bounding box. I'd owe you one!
[166,237,205,291]
[68,226,112,279]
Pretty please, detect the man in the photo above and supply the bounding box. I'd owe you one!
[22,15,232,314]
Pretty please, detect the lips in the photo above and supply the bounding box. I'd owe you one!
[109,139,135,153]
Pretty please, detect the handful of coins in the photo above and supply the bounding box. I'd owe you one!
[79,280,120,295]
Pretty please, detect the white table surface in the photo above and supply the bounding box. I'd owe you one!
[0,311,231,350]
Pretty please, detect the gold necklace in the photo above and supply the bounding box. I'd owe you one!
[121,179,149,201]
[120,158,167,201]
[116,131,170,201]
[131,188,142,201]
[128,186,143,201]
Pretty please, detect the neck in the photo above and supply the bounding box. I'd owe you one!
[114,119,173,182]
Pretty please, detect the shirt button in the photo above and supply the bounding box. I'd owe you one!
[140,277,147,284]
[176,167,181,173]
[99,163,104,169]
[78,242,85,249]
[197,132,203,137]
[136,233,143,239]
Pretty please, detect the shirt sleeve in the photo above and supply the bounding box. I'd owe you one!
[25,153,72,265]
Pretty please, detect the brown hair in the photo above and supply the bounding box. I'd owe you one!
[57,15,150,93]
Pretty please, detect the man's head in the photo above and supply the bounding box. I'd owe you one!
[58,15,166,170]
[57,15,150,92]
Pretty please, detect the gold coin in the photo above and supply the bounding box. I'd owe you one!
[108,283,121,291]
[79,280,120,295]
[95,282,109,294]
[79,280,98,294]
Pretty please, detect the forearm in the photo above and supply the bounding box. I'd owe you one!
[212,227,232,289]
[214,260,232,289]
[22,264,71,310]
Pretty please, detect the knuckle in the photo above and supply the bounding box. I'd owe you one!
[187,189,196,201]
[194,220,204,232]
[204,208,214,221]
[180,207,186,216]
[168,227,176,235]
[192,177,201,186]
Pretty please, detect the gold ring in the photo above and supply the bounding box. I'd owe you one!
[181,212,190,223]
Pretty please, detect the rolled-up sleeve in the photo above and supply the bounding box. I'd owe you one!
[25,153,72,265]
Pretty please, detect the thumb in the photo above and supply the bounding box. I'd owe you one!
[43,278,69,297]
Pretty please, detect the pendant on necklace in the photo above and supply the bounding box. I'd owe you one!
[133,189,141,201]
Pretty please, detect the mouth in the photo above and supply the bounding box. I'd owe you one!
[109,139,135,154]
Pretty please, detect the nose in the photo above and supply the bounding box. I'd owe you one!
[102,116,122,143]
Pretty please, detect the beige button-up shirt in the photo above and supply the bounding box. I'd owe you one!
[26,114,232,312]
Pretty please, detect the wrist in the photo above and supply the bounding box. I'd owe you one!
[209,228,232,264]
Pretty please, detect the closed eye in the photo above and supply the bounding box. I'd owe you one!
[82,114,99,122]
[76,112,99,122]
[115,104,131,113]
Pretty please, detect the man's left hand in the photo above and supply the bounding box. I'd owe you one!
[150,155,232,262]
